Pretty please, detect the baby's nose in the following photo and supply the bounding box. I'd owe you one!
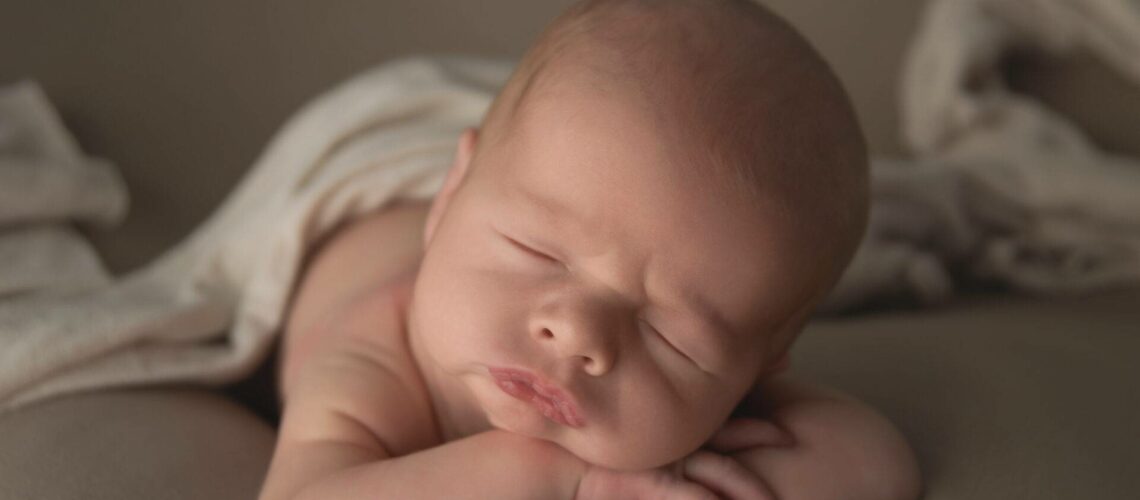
[531,314,619,377]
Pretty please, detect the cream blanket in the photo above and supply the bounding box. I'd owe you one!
[818,0,1140,313]
[2,0,1139,412]
[0,83,127,296]
[1,58,510,413]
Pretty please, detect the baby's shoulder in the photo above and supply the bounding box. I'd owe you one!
[277,201,439,456]
[278,275,441,457]
[285,199,429,337]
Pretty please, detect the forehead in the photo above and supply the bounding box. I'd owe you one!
[477,81,811,334]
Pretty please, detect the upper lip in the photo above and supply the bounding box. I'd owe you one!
[488,366,585,427]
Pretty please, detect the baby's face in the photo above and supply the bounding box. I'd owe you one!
[410,79,818,470]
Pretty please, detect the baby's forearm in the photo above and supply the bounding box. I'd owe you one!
[728,377,922,500]
[285,430,585,500]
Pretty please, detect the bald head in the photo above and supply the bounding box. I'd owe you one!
[477,0,868,327]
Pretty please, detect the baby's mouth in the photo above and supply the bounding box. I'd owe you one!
[489,367,585,428]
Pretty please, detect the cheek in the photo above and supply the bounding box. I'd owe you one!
[570,368,729,470]
[414,225,533,366]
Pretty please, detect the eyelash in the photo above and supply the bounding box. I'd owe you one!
[642,318,696,364]
[503,235,559,263]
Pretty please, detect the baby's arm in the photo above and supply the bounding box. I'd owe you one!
[258,290,586,500]
[725,377,922,500]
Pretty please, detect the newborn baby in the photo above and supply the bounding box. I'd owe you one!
[261,0,920,498]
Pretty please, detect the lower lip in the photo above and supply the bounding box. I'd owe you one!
[489,368,584,428]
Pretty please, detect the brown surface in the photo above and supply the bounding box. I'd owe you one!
[1007,50,1140,158]
[794,287,1140,499]
[0,387,275,500]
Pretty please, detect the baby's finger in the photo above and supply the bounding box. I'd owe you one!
[705,418,794,453]
[683,450,776,500]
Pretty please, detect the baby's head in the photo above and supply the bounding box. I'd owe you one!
[409,0,867,470]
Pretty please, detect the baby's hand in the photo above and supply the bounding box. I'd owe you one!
[576,446,776,500]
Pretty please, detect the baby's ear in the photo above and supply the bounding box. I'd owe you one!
[424,127,479,247]
[454,127,478,171]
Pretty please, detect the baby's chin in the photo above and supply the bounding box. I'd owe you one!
[486,408,681,470]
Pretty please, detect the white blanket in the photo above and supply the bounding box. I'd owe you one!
[0,58,510,413]
[0,83,126,297]
[2,0,1138,412]
[817,0,1140,313]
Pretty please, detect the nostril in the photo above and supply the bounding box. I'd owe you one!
[540,328,554,339]
[579,355,594,369]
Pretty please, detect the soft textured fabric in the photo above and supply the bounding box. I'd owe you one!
[819,0,1140,313]
[0,57,510,413]
[0,83,125,296]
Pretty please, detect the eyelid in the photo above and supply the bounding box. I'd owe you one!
[502,233,559,263]
[642,318,699,366]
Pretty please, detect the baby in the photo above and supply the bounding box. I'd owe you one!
[260,0,920,498]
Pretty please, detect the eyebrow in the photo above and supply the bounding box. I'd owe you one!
[512,184,737,339]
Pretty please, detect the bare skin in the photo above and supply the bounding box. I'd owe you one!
[260,135,918,499]
[260,1,918,497]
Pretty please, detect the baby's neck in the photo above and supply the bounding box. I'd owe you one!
[405,297,494,443]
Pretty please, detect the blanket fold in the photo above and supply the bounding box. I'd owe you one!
[817,0,1140,313]
[1,58,511,412]
[0,82,125,301]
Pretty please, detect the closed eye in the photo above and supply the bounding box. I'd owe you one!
[503,234,559,263]
[642,319,698,366]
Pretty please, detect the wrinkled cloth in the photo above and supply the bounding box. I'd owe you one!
[0,82,125,297]
[0,58,509,413]
[818,0,1140,314]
